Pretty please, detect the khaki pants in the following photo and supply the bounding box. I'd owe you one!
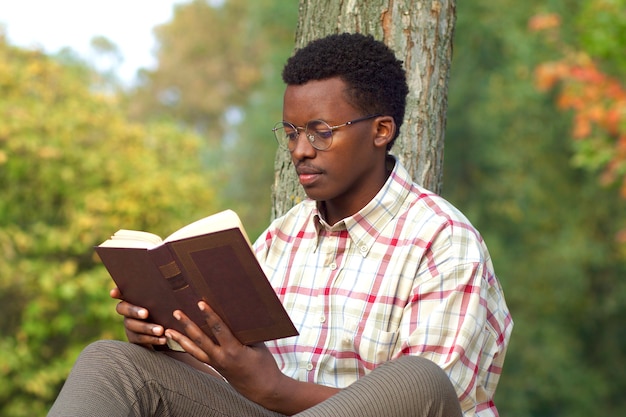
[48,340,462,417]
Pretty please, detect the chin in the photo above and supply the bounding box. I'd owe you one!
[302,187,328,202]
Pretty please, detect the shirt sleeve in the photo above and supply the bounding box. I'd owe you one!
[396,222,511,416]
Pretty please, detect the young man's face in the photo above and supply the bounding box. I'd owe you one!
[282,77,391,223]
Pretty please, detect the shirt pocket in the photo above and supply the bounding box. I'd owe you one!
[343,319,399,366]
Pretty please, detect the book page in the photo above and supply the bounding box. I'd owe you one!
[164,209,250,245]
[98,230,163,249]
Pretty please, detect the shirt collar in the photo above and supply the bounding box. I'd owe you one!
[312,155,414,257]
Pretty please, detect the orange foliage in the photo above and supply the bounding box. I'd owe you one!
[528,13,562,32]
[531,13,626,199]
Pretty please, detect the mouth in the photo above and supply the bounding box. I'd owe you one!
[296,165,323,186]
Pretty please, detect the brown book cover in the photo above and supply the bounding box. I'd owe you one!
[95,210,298,350]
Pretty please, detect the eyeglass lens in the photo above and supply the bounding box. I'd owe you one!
[276,120,333,151]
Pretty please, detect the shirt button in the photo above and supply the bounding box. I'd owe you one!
[306,363,313,371]
[360,245,368,253]
[319,315,326,323]
[329,262,337,270]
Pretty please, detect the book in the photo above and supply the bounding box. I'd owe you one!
[95,209,298,351]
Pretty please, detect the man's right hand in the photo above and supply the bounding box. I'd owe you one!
[110,287,167,349]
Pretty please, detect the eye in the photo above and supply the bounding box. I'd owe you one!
[315,129,333,140]
[283,126,298,141]
[307,120,333,140]
[314,129,333,140]
[285,130,298,141]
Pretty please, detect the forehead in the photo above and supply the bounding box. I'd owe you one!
[283,78,355,122]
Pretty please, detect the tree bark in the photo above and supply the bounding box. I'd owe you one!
[272,0,456,219]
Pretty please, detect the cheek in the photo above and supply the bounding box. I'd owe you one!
[325,153,361,191]
[323,131,376,180]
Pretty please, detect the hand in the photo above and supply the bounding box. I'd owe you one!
[110,287,167,349]
[164,301,286,407]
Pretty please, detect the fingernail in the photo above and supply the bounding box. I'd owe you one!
[152,325,163,335]
[173,311,181,320]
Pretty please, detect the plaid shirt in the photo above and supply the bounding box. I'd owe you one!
[254,157,513,417]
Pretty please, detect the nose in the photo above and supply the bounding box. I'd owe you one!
[290,128,316,158]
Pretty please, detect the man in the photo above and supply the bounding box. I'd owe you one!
[49,33,512,417]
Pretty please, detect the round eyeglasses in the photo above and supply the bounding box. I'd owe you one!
[272,114,381,151]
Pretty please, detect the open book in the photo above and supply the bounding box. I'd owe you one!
[95,209,298,351]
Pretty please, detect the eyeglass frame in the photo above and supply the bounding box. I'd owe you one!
[272,113,382,151]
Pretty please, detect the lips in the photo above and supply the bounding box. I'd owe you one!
[295,165,323,186]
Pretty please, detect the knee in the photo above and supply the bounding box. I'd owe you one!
[388,356,460,402]
[362,357,462,416]
[78,340,148,367]
[395,355,448,379]
[81,339,133,356]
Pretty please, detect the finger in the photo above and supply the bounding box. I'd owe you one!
[164,328,212,364]
[110,289,166,347]
[124,317,164,337]
[173,309,219,347]
[125,329,167,348]
[197,301,238,345]
[124,317,166,345]
[115,300,150,320]
[166,309,218,363]
[115,300,165,346]
[109,287,122,300]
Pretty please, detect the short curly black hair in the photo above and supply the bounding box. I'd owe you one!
[282,32,408,147]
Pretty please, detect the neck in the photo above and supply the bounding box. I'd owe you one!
[319,159,394,226]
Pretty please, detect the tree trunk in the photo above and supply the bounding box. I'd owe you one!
[272,0,456,219]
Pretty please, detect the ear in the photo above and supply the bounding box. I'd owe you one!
[373,116,396,149]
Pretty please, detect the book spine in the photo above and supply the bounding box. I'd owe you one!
[157,260,189,292]
[149,245,208,330]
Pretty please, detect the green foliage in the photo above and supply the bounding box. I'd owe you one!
[220,0,299,236]
[445,0,626,415]
[129,0,276,133]
[126,0,299,238]
[0,38,219,415]
[4,1,624,416]
[577,0,626,76]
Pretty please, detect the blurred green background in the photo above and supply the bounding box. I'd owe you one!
[0,0,624,415]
